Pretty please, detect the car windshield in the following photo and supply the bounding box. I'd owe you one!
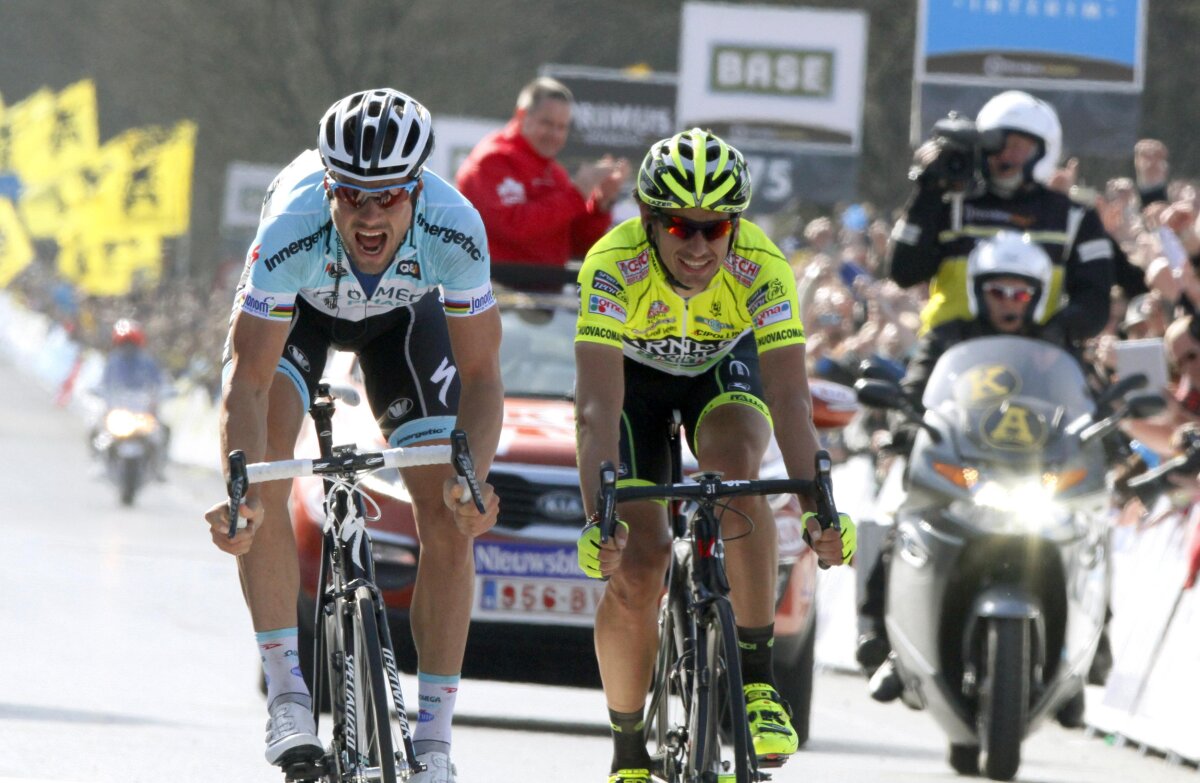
[498,292,578,400]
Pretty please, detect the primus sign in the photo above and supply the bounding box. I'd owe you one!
[710,46,833,99]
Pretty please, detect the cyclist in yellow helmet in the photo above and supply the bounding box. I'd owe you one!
[574,128,857,783]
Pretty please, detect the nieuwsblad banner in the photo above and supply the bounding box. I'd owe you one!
[914,0,1147,156]
[677,2,868,209]
[0,79,196,296]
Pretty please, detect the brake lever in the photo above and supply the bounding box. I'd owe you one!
[227,450,248,539]
[597,461,618,543]
[450,430,486,513]
[813,449,841,570]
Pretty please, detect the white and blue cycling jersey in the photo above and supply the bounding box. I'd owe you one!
[233,149,496,324]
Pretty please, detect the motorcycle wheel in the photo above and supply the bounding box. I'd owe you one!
[948,743,980,775]
[118,456,142,506]
[978,618,1028,781]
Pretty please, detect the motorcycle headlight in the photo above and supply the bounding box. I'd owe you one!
[948,479,1075,535]
[105,409,156,438]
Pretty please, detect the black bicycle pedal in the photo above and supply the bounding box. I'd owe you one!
[281,752,327,782]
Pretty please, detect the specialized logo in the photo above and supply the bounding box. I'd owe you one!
[589,294,627,321]
[415,212,484,261]
[395,259,422,278]
[248,245,261,267]
[957,365,1020,405]
[496,177,526,206]
[286,345,310,373]
[264,222,332,272]
[387,398,414,420]
[754,301,793,329]
[617,251,650,284]
[432,357,457,406]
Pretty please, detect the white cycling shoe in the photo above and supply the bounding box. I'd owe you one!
[264,700,323,766]
[409,750,458,782]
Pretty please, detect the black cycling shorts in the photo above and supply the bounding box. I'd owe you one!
[618,334,770,487]
[271,293,460,447]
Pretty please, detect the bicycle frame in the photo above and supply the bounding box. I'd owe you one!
[306,392,417,781]
[599,414,839,783]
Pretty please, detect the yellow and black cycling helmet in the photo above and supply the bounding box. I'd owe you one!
[636,128,751,214]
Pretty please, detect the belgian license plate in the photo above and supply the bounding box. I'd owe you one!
[472,541,604,626]
[475,576,604,625]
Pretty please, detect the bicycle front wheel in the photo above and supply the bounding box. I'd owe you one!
[352,586,399,783]
[646,586,689,782]
[688,597,755,783]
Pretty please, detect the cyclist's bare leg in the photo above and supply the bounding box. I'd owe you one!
[238,375,306,631]
[594,500,671,711]
[403,460,474,675]
[694,404,776,627]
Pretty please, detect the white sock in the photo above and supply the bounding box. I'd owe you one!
[257,628,310,709]
[413,671,459,755]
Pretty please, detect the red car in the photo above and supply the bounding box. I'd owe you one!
[289,293,857,746]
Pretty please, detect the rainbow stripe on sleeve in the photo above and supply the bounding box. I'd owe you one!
[443,298,471,316]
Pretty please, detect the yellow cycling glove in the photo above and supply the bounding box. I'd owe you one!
[577,517,629,579]
[800,512,857,563]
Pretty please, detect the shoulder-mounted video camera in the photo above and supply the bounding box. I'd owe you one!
[911,112,1006,193]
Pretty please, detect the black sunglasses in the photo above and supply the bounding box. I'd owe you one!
[651,209,736,242]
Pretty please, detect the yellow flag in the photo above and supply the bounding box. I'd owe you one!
[0,197,35,287]
[0,88,56,183]
[58,229,162,296]
[46,80,100,180]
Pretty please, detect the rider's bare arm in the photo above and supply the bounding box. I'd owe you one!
[221,311,293,475]
[574,341,626,516]
[759,342,819,510]
[445,307,505,480]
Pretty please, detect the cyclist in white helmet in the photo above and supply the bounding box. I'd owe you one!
[203,88,503,783]
[887,90,1115,346]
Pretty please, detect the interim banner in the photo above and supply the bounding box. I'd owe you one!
[914,0,1146,157]
[918,0,1145,90]
[540,64,677,172]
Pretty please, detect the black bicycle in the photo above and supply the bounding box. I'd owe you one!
[226,382,485,783]
[596,418,840,783]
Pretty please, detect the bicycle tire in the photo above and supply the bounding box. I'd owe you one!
[352,586,399,783]
[688,598,754,783]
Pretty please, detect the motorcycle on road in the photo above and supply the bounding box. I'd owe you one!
[91,389,166,506]
[855,336,1162,781]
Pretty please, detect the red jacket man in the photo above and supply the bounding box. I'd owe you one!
[457,77,629,274]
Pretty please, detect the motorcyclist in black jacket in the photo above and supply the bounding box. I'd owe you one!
[888,90,1115,346]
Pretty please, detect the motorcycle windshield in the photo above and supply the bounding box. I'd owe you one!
[921,336,1094,463]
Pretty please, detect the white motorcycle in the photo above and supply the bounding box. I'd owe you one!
[855,336,1162,781]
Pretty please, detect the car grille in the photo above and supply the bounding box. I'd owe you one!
[490,470,585,530]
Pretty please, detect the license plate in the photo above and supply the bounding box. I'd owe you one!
[117,441,146,458]
[474,576,605,626]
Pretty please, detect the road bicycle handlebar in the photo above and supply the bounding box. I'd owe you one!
[596,449,842,547]
[225,429,486,538]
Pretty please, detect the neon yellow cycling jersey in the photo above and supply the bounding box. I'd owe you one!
[575,217,805,376]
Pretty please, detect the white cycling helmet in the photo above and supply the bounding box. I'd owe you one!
[318,88,434,183]
[965,231,1054,323]
[976,90,1062,186]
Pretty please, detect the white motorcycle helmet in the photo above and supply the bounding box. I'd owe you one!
[965,231,1054,324]
[976,90,1062,186]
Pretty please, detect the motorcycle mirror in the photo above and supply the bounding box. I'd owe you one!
[854,378,905,410]
[1095,372,1148,413]
[859,359,903,383]
[1124,391,1166,420]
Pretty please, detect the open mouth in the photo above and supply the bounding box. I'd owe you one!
[355,230,388,257]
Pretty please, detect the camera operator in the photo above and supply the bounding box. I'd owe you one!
[888,90,1115,346]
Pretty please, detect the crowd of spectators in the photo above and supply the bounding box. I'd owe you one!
[5,133,1199,465]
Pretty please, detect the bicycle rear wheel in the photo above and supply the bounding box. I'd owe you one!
[688,597,755,783]
[351,586,399,783]
[646,587,690,782]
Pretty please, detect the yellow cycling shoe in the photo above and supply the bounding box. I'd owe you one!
[607,769,651,783]
[744,683,799,765]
